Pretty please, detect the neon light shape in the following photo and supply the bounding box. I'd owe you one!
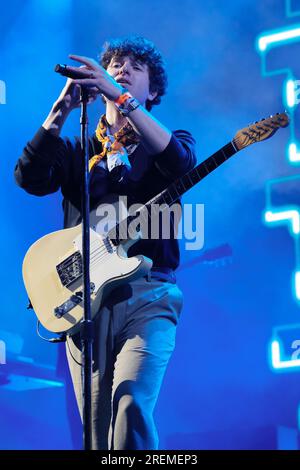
[271,340,300,369]
[258,25,300,51]
[295,271,300,300]
[264,209,300,234]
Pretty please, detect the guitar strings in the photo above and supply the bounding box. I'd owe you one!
[58,122,283,276]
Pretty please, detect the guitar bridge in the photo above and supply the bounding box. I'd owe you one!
[54,283,95,319]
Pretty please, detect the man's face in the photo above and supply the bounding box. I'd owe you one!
[106,54,157,106]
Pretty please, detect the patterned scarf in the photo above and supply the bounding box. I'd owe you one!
[89,114,140,172]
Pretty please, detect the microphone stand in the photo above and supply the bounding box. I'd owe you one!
[79,86,94,450]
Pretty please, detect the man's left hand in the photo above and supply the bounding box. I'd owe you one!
[67,54,123,101]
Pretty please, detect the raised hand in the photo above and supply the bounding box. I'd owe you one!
[68,54,123,101]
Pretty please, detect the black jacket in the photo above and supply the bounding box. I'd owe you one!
[15,126,196,270]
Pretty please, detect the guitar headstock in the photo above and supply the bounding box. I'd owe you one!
[199,243,233,268]
[177,244,233,272]
[233,112,289,151]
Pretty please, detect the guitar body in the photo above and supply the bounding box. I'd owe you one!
[23,223,152,335]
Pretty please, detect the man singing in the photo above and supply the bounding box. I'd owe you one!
[15,35,196,450]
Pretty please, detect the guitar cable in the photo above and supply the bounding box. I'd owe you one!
[36,320,66,343]
[27,299,66,343]
[37,321,82,366]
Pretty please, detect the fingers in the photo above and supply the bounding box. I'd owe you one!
[69,54,99,69]
[66,65,89,71]
[65,65,93,79]
[89,86,100,93]
[87,95,97,104]
[73,78,98,86]
[63,79,80,94]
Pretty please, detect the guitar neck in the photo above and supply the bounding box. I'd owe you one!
[145,140,238,207]
[109,140,238,243]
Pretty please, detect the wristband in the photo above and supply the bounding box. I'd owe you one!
[114,89,140,116]
[114,88,131,105]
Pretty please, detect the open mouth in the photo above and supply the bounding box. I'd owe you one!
[116,78,131,86]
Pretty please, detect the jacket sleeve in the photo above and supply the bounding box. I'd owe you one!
[154,129,197,179]
[108,129,197,196]
[14,126,75,196]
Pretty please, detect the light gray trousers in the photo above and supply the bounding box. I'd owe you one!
[66,274,183,450]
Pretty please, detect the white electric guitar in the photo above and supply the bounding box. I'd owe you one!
[22,113,289,335]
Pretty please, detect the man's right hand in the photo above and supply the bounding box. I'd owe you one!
[43,77,98,136]
[56,77,98,111]
[56,78,81,110]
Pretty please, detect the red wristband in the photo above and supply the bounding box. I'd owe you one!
[114,90,132,106]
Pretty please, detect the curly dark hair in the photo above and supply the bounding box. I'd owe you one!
[99,35,168,111]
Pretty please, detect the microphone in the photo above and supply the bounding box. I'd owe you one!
[54,64,90,79]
